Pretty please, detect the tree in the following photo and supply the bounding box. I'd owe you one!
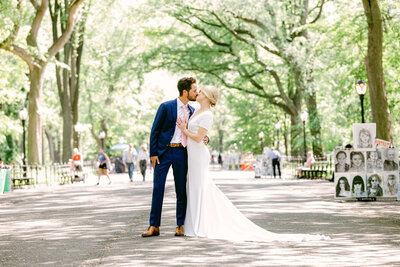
[141,0,326,155]
[362,0,393,142]
[0,0,86,164]
[49,0,91,162]
[79,1,160,151]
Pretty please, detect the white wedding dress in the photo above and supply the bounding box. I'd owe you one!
[184,111,329,242]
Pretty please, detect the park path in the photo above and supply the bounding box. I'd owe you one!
[1,170,400,266]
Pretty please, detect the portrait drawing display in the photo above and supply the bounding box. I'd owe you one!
[353,123,376,151]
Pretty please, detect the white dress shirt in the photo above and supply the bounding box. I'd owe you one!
[170,98,190,144]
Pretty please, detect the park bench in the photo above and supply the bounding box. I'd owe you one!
[56,164,74,184]
[301,161,331,179]
[11,165,34,187]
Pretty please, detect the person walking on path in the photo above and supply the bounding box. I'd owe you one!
[97,148,111,185]
[218,153,223,169]
[123,144,137,182]
[137,144,150,181]
[268,148,281,178]
[141,77,198,238]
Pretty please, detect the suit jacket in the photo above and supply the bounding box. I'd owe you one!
[150,99,194,158]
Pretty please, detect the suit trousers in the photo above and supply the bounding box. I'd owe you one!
[149,147,187,227]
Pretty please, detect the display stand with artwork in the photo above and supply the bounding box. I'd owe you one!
[334,123,399,201]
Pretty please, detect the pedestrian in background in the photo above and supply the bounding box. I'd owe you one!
[218,153,223,169]
[72,148,83,172]
[267,148,281,178]
[137,143,150,181]
[123,144,137,182]
[97,148,111,185]
[296,151,315,178]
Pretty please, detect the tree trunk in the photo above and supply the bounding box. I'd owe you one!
[289,115,304,157]
[61,102,73,162]
[27,65,46,164]
[50,1,89,159]
[0,0,86,164]
[56,137,61,163]
[5,134,14,163]
[283,115,289,157]
[45,128,56,163]
[306,91,323,156]
[362,0,393,142]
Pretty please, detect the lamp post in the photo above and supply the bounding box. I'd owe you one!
[275,121,281,150]
[258,131,264,154]
[19,108,28,164]
[355,79,368,123]
[19,108,28,177]
[74,123,84,152]
[99,131,106,149]
[300,111,308,163]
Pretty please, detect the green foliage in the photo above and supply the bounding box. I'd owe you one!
[0,50,28,163]
[2,0,400,161]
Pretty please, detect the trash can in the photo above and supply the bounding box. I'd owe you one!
[0,169,12,193]
[0,169,6,194]
[3,170,11,192]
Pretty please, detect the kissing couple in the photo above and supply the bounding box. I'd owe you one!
[142,77,329,242]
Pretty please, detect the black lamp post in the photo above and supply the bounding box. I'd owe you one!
[19,108,28,177]
[100,131,106,149]
[275,121,281,150]
[19,108,28,164]
[355,79,368,123]
[300,111,308,163]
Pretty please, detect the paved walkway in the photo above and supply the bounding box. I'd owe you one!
[1,170,400,266]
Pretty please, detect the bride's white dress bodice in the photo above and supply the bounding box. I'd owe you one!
[184,110,328,242]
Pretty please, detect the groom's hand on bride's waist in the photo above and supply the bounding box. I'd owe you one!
[151,156,159,169]
[203,136,210,145]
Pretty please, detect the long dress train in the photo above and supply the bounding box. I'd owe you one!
[184,111,329,242]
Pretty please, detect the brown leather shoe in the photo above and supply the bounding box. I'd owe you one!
[141,226,160,237]
[174,225,184,236]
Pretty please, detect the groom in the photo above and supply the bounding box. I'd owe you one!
[142,77,198,237]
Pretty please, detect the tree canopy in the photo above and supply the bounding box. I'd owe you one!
[1,0,400,164]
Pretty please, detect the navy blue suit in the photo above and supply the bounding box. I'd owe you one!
[149,99,194,227]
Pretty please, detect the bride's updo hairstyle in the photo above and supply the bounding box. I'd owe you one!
[201,86,218,107]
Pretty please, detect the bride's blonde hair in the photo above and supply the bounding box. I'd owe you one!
[201,86,218,107]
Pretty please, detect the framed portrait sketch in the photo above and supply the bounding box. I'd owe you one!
[383,172,398,197]
[350,174,367,198]
[353,123,376,151]
[382,147,399,172]
[334,150,350,173]
[349,151,366,172]
[366,150,383,172]
[335,174,351,199]
[366,173,384,197]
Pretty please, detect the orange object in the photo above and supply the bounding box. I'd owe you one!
[72,154,81,161]
[241,163,254,171]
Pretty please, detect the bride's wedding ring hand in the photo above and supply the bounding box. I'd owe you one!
[176,118,186,131]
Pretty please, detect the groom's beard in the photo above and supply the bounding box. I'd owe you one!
[188,96,197,101]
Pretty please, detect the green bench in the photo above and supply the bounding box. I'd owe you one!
[301,161,331,179]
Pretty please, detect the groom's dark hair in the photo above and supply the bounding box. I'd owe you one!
[177,77,196,96]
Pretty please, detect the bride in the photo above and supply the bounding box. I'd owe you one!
[177,86,329,242]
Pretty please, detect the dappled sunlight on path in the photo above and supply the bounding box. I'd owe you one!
[1,171,399,266]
